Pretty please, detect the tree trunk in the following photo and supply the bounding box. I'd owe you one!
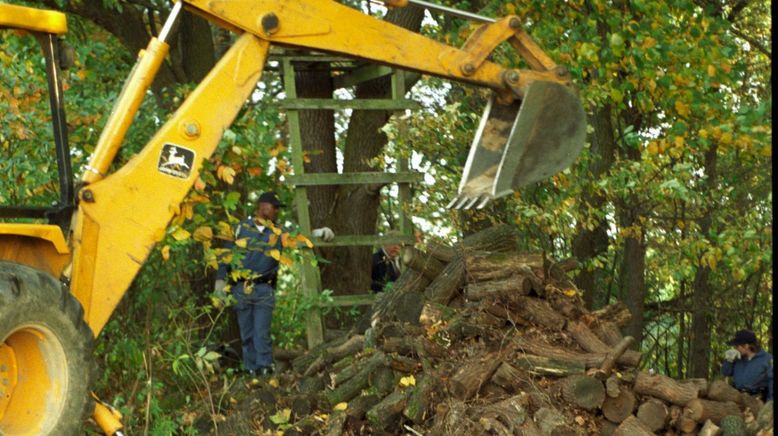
[616,192,647,349]
[633,371,699,406]
[571,96,616,310]
[304,7,424,299]
[689,146,718,380]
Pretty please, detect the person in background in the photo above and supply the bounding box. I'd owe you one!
[214,191,334,377]
[721,329,773,401]
[371,233,402,293]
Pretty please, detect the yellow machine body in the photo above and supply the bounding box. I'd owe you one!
[0,1,585,433]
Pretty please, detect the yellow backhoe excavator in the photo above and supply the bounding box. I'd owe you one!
[0,0,585,433]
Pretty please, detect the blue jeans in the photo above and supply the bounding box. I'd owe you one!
[232,281,275,371]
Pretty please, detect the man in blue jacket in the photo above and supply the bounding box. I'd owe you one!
[720,329,773,401]
[214,191,333,377]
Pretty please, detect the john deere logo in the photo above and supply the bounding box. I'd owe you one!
[158,143,195,179]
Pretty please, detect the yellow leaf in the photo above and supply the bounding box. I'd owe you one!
[720,132,733,145]
[333,402,348,411]
[193,226,213,242]
[235,238,248,248]
[279,254,294,267]
[400,375,416,387]
[268,249,281,260]
[674,136,684,148]
[268,233,279,246]
[641,37,657,50]
[231,145,243,155]
[698,129,708,139]
[563,289,577,297]
[161,245,171,261]
[647,141,658,155]
[171,227,191,241]
[218,166,236,184]
[268,378,279,388]
[674,100,690,117]
[707,65,716,77]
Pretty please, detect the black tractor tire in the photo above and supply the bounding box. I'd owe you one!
[0,261,96,435]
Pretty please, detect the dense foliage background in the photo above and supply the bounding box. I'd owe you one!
[1,0,771,433]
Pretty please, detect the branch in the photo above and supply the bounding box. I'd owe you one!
[729,25,772,59]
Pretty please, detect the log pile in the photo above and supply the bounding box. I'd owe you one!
[217,224,774,436]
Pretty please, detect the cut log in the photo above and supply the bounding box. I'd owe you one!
[292,335,351,373]
[512,353,586,377]
[602,386,637,423]
[424,257,465,305]
[605,375,621,398]
[636,398,669,432]
[567,320,641,368]
[459,223,520,253]
[592,320,626,347]
[699,419,720,436]
[613,415,655,436]
[464,274,534,300]
[678,378,708,398]
[599,336,635,376]
[449,354,502,400]
[389,354,420,373]
[668,404,683,428]
[324,351,388,407]
[510,296,567,330]
[402,246,445,280]
[534,407,576,436]
[560,374,605,410]
[718,414,746,436]
[368,365,396,395]
[512,336,608,368]
[365,389,409,431]
[677,413,698,434]
[344,394,380,418]
[684,398,741,424]
[371,268,430,325]
[545,288,586,319]
[477,395,529,434]
[464,252,543,281]
[634,371,699,406]
[706,379,741,403]
[491,362,524,393]
[598,417,619,436]
[591,301,632,327]
[426,239,457,263]
[303,335,364,377]
[323,410,347,436]
[403,374,440,424]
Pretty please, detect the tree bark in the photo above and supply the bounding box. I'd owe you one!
[464,275,534,300]
[403,374,439,424]
[426,239,457,263]
[449,354,502,400]
[613,415,655,436]
[636,398,669,432]
[402,246,445,280]
[424,257,465,304]
[689,145,718,379]
[633,371,699,406]
[365,389,409,430]
[571,103,616,310]
[324,351,388,406]
[464,252,543,282]
[511,354,586,377]
[706,379,741,403]
[684,398,741,424]
[509,296,567,330]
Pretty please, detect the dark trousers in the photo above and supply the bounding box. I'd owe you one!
[232,281,275,371]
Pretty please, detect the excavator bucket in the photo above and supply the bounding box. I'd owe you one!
[448,80,587,209]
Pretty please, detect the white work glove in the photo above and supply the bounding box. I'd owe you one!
[312,227,335,241]
[724,349,740,362]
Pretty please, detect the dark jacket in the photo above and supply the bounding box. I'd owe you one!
[721,349,773,401]
[371,249,400,293]
[216,219,282,300]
